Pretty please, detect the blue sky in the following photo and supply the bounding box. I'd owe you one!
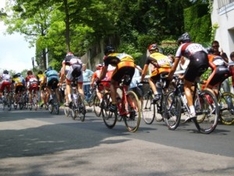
[0,0,36,73]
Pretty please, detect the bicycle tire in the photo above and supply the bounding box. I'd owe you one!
[218,91,234,125]
[123,91,141,132]
[163,91,181,130]
[142,91,156,124]
[49,103,54,114]
[77,95,86,122]
[93,95,102,117]
[194,89,219,134]
[53,93,60,115]
[102,92,117,129]
[64,107,70,117]
[6,93,12,111]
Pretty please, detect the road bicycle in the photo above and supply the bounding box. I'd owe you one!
[28,89,39,111]
[17,90,28,110]
[141,73,171,124]
[201,77,234,125]
[48,83,60,115]
[64,78,86,121]
[86,83,102,117]
[101,75,141,132]
[164,74,219,134]
[2,82,13,111]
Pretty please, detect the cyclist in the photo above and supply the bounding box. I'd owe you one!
[25,70,39,104]
[203,48,230,95]
[229,51,234,88]
[45,67,60,105]
[211,40,230,92]
[90,64,103,102]
[168,32,209,121]
[59,52,84,107]
[140,43,172,103]
[97,46,135,112]
[12,73,26,105]
[37,70,48,108]
[0,70,12,98]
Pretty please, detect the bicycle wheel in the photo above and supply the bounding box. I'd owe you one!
[64,107,70,117]
[102,92,117,129]
[32,92,38,111]
[6,93,12,111]
[53,93,60,115]
[93,95,102,117]
[123,91,141,132]
[77,95,86,122]
[218,92,234,125]
[48,103,54,114]
[142,91,156,124]
[194,89,219,134]
[163,91,181,130]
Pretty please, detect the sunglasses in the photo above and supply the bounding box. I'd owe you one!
[212,45,219,48]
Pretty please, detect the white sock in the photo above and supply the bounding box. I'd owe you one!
[68,94,72,102]
[189,105,195,114]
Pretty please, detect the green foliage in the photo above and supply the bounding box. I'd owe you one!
[184,3,211,43]
[2,0,212,72]
[210,23,219,42]
[118,42,143,65]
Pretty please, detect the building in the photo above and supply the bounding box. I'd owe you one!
[211,0,234,59]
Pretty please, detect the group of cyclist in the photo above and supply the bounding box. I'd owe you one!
[0,67,60,109]
[1,32,234,124]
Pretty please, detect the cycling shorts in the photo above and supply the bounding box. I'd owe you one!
[184,51,209,82]
[111,61,135,85]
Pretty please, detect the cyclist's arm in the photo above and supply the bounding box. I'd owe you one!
[140,64,148,82]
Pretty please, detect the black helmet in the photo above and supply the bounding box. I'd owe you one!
[177,32,191,45]
[148,43,159,51]
[104,46,115,55]
[3,70,9,74]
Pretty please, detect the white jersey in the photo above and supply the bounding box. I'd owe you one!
[1,74,11,81]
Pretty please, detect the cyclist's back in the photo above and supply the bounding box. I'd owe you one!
[205,52,230,89]
[0,70,12,94]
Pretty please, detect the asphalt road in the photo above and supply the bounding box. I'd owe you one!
[0,107,234,176]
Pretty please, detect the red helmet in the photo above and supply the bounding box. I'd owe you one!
[148,43,159,51]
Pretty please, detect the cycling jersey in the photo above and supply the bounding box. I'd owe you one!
[144,52,171,80]
[26,75,38,91]
[62,56,83,82]
[103,53,134,67]
[206,54,230,87]
[175,43,209,82]
[0,73,12,92]
[37,74,46,84]
[104,53,135,85]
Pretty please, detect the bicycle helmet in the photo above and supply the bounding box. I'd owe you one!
[3,70,9,74]
[27,70,33,75]
[177,32,191,45]
[148,43,159,52]
[104,46,115,55]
